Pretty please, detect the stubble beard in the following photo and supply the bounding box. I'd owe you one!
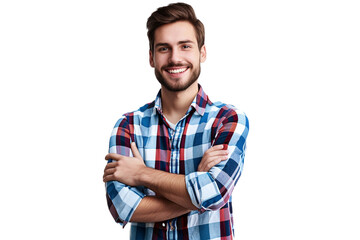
[155,63,201,92]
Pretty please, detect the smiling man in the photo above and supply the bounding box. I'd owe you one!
[103,3,249,239]
[151,20,204,94]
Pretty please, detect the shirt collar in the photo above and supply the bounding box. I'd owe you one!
[154,84,210,116]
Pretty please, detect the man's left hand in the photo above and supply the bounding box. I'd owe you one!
[103,142,145,186]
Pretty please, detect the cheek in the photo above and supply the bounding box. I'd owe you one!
[153,55,167,67]
[187,52,201,63]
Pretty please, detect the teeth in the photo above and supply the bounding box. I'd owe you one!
[168,68,187,74]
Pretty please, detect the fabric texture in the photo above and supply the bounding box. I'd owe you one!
[106,85,249,239]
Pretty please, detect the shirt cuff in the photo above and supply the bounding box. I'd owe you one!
[185,171,221,212]
[106,181,145,227]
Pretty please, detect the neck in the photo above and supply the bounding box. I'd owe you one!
[161,82,199,124]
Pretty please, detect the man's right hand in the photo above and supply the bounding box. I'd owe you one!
[197,145,229,172]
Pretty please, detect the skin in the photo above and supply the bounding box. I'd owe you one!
[103,143,229,222]
[103,21,229,223]
[150,20,206,124]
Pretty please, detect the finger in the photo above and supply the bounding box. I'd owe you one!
[104,162,117,170]
[204,156,228,171]
[205,157,225,170]
[211,144,224,151]
[103,172,116,181]
[103,174,115,182]
[105,153,122,161]
[216,150,230,157]
[209,158,223,168]
[207,149,229,158]
[211,155,228,163]
[198,156,217,172]
[103,168,116,176]
[206,145,223,153]
[130,142,141,158]
[197,162,203,171]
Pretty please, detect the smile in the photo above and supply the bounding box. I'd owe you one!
[166,67,189,74]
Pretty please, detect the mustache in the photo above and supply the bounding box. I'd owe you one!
[161,62,192,70]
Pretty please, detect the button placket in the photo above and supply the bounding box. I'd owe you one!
[169,220,175,231]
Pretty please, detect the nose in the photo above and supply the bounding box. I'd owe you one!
[168,48,182,64]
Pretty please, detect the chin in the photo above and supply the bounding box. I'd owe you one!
[155,69,200,92]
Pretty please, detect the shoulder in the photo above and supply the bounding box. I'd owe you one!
[206,100,249,148]
[113,101,156,128]
[208,101,248,126]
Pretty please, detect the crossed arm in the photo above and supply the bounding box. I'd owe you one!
[103,143,229,223]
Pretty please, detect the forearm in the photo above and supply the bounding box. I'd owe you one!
[138,167,197,211]
[130,196,191,223]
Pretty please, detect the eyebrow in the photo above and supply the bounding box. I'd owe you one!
[155,40,195,48]
[178,40,195,45]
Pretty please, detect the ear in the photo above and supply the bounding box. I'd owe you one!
[149,50,154,68]
[200,45,207,63]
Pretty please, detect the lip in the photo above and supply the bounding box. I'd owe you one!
[164,66,189,77]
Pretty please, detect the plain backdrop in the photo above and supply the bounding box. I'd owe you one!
[1,0,359,239]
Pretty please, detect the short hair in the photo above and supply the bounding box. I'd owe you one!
[146,2,205,53]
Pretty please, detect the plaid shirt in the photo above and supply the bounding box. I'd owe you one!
[106,85,249,239]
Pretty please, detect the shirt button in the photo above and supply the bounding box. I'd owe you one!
[162,223,166,227]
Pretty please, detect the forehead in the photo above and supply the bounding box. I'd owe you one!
[154,21,197,45]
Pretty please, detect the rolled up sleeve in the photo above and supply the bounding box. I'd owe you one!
[105,116,145,226]
[185,109,249,212]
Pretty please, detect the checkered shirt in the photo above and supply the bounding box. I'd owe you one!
[106,85,249,239]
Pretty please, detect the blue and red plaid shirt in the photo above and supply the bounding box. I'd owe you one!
[106,85,249,239]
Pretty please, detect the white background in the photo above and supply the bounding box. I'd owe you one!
[1,0,359,239]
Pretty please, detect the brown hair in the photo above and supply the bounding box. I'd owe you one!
[146,2,205,53]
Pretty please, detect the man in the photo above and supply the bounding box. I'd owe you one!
[103,3,249,239]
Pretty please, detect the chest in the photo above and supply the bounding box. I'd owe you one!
[134,114,216,175]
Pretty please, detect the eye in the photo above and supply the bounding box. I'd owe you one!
[158,47,168,52]
[182,45,191,49]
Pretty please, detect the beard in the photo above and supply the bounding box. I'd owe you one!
[155,62,201,92]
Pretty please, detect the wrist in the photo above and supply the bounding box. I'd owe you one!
[137,165,152,186]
